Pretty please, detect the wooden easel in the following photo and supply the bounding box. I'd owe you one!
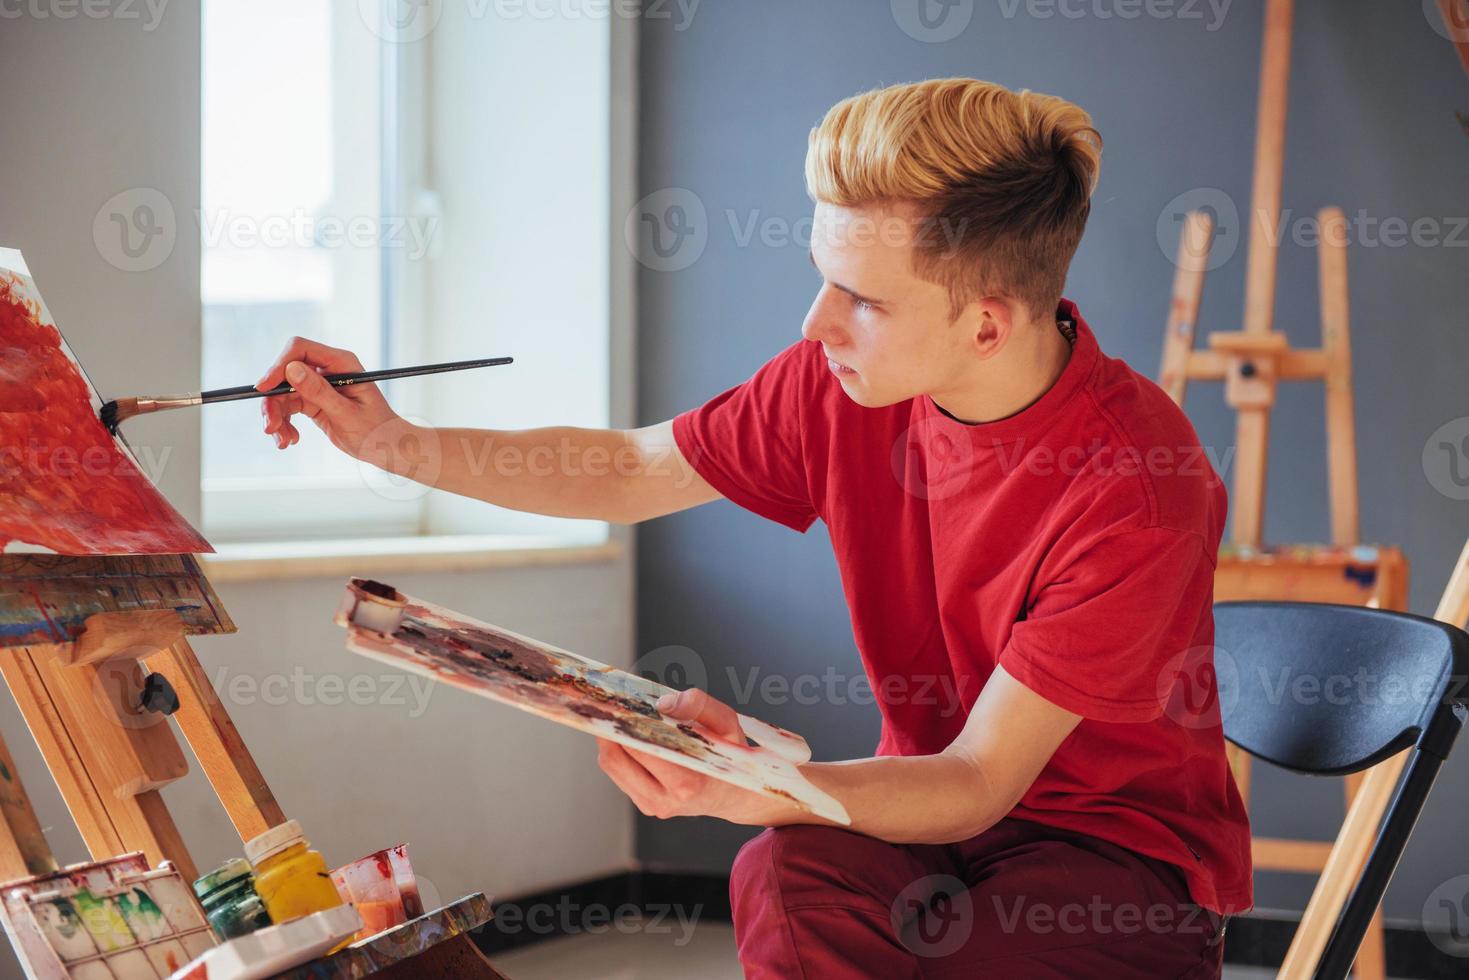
[1268,10,1469,973]
[0,555,269,884]
[0,553,507,978]
[1157,1,1411,976]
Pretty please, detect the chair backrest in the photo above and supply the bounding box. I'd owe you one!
[1214,602,1469,774]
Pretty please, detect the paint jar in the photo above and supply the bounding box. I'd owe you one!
[330,844,420,941]
[244,821,345,925]
[193,858,272,940]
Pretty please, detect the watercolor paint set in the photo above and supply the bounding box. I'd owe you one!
[0,853,216,979]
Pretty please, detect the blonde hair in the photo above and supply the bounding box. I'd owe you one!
[805,78,1101,321]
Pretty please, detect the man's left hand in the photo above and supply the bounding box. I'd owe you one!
[595,688,794,825]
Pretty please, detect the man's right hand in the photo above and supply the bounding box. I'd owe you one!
[255,336,723,524]
[255,337,405,466]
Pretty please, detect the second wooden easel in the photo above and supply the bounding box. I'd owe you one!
[1157,1,1411,976]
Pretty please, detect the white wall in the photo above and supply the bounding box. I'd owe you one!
[0,7,636,977]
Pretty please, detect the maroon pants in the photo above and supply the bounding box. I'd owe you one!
[730,819,1226,979]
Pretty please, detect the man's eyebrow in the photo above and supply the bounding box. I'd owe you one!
[808,250,888,307]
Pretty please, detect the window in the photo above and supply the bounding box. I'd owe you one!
[201,1,611,547]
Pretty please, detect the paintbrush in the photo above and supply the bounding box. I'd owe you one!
[98,356,514,434]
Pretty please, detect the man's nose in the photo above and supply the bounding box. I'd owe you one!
[801,288,845,345]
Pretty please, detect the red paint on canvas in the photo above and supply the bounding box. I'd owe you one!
[0,272,212,555]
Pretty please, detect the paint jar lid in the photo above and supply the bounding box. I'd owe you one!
[244,819,308,866]
[193,857,253,900]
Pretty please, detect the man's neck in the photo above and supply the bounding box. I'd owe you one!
[931,319,1075,426]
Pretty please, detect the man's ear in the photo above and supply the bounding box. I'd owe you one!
[965,296,1017,360]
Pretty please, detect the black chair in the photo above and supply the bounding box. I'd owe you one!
[1215,601,1469,980]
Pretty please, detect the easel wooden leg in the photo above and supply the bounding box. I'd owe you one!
[0,646,197,880]
[0,724,56,881]
[1231,409,1272,549]
[0,649,125,860]
[145,638,286,841]
[1279,541,1469,977]
[1160,211,1213,405]
[1319,206,1359,547]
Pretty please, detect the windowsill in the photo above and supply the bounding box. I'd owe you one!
[200,532,623,583]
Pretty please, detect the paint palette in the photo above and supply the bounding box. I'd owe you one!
[0,853,216,979]
[166,905,362,980]
[334,580,851,825]
[0,247,211,555]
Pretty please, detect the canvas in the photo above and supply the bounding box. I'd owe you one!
[335,581,851,825]
[0,248,211,556]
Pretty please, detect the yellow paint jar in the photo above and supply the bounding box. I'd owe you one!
[244,820,345,925]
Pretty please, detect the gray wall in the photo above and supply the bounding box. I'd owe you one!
[634,0,1469,929]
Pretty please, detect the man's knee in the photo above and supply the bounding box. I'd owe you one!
[731,825,901,912]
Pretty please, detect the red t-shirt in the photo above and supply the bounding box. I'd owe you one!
[673,299,1253,914]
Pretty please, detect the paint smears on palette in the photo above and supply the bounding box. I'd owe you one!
[0,248,211,555]
[334,579,851,826]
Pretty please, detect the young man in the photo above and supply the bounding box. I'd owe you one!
[258,78,1250,977]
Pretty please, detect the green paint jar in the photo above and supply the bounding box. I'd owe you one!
[193,858,272,940]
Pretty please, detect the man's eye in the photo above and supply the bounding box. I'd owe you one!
[854,298,875,312]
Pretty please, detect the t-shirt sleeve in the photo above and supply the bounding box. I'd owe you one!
[672,342,820,532]
[999,526,1213,723]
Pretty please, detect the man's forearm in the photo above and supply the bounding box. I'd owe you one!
[759,753,1009,845]
[370,423,703,524]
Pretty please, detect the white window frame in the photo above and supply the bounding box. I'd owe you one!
[201,5,619,551]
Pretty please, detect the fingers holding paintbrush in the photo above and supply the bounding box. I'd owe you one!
[255,337,389,450]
